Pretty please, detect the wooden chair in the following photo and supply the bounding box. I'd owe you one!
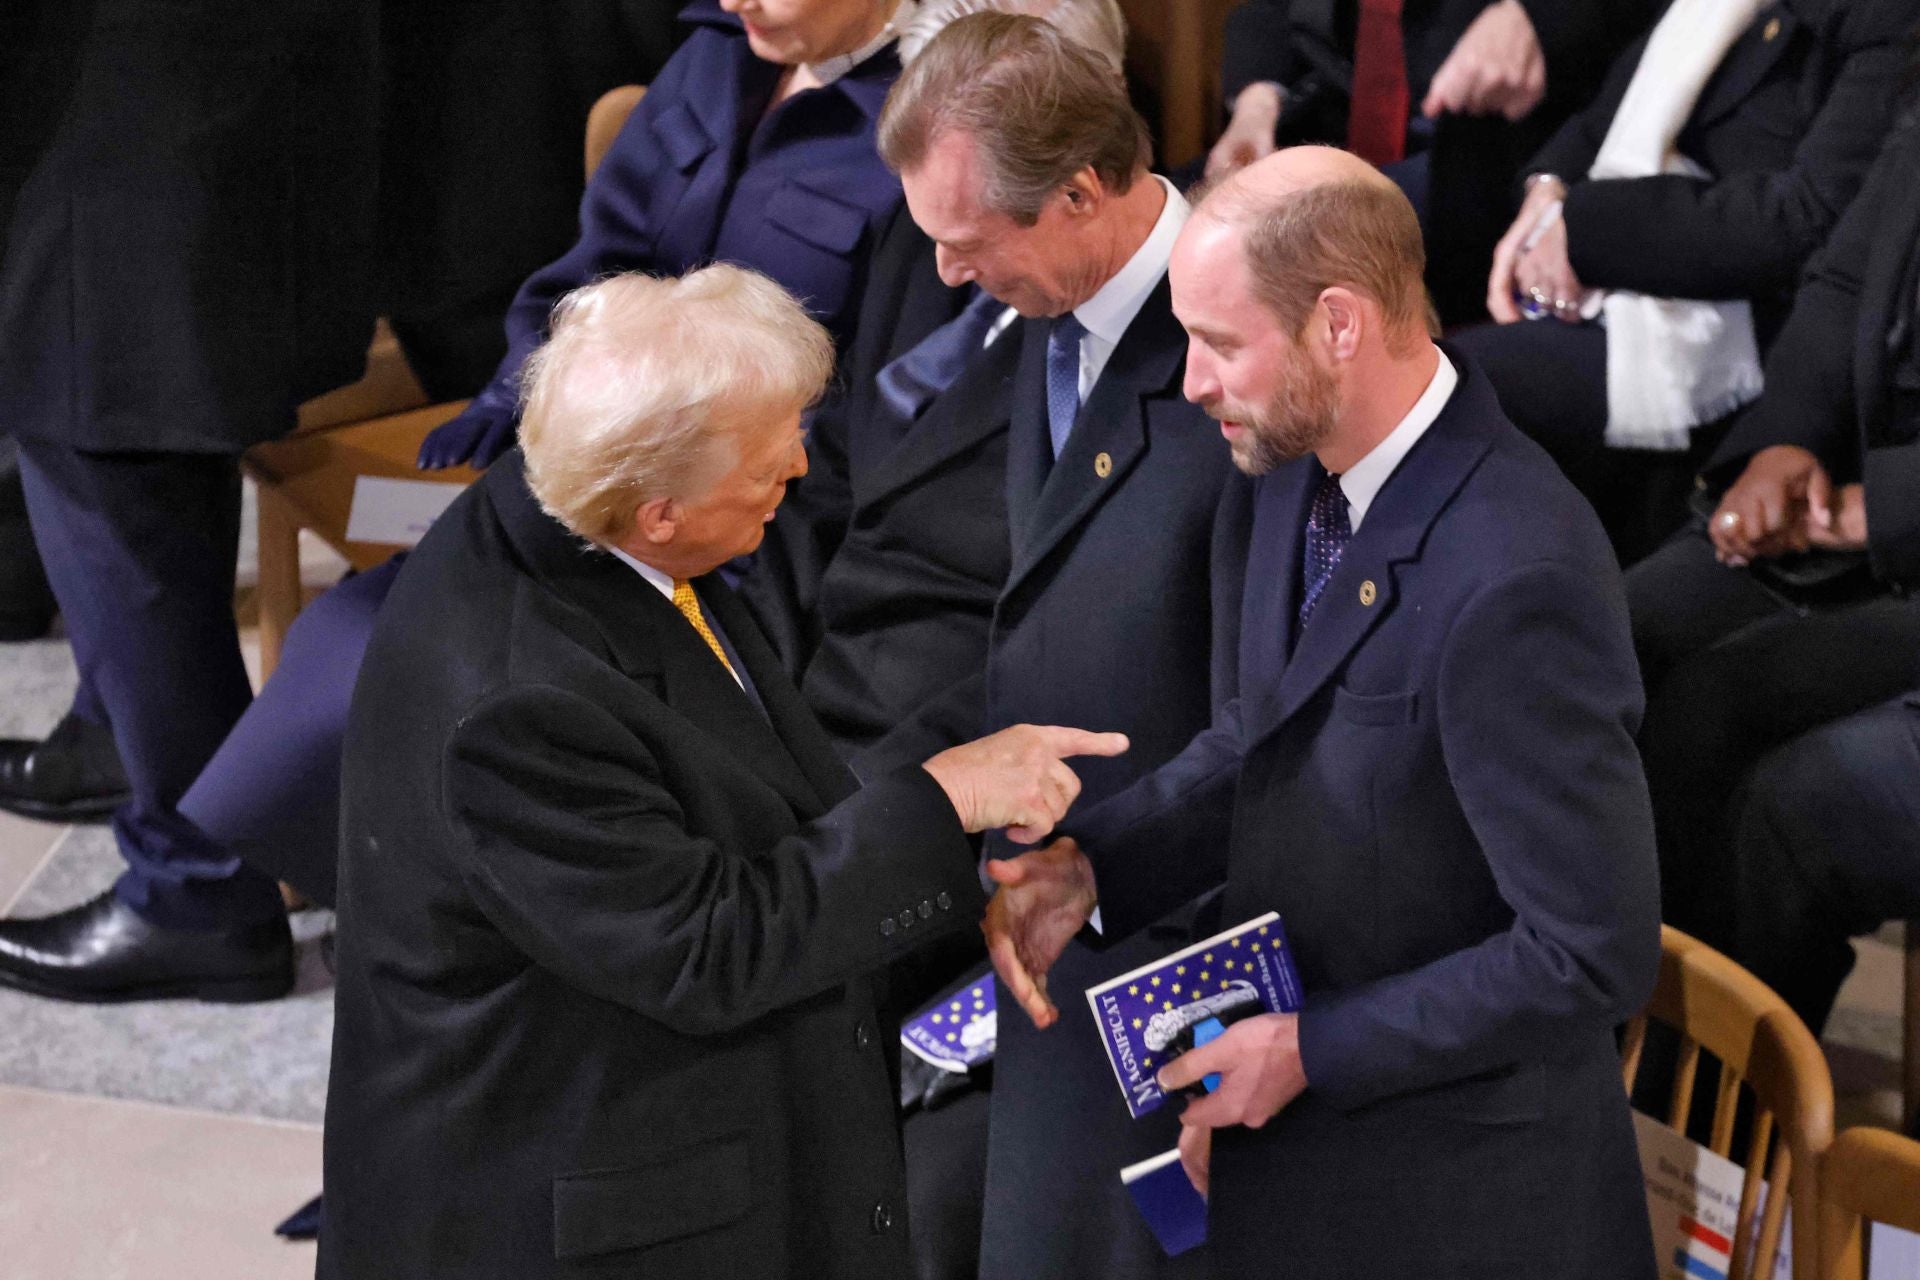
[245,83,646,675]
[1817,1126,1920,1280]
[1622,925,1837,1280]
[1906,922,1919,1135]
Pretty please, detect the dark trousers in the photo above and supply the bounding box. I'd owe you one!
[177,556,402,908]
[0,433,54,630]
[1627,528,1920,944]
[1730,695,1920,1034]
[15,440,282,929]
[1451,319,1703,566]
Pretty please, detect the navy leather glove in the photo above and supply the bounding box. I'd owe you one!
[416,401,517,470]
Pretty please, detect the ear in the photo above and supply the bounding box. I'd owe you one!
[633,496,680,547]
[1060,167,1103,217]
[1316,287,1365,363]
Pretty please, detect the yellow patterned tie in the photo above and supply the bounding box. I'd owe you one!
[671,579,737,678]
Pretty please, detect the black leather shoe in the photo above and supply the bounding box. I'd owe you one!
[0,891,294,1003]
[0,713,130,822]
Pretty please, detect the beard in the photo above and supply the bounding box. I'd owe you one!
[1214,353,1341,477]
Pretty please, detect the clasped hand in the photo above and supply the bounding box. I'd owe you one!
[1710,445,1868,565]
[981,837,1098,1028]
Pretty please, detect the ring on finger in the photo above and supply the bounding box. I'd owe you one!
[1718,511,1740,530]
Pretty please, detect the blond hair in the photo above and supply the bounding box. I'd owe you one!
[879,11,1150,225]
[518,267,833,543]
[1200,178,1435,354]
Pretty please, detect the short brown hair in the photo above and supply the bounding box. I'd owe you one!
[1205,179,1435,354]
[878,11,1150,225]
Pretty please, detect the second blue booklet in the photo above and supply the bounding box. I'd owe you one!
[1085,911,1304,1119]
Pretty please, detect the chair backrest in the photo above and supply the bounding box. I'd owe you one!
[1817,1126,1920,1280]
[585,84,647,181]
[1623,925,1836,1280]
[1904,923,1918,1134]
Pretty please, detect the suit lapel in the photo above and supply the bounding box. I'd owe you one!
[1689,3,1797,130]
[1004,320,1053,547]
[703,582,856,810]
[855,324,1022,508]
[1244,357,1500,747]
[1001,279,1185,603]
[1852,172,1920,442]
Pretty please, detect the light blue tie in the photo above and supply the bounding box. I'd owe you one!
[1046,313,1087,459]
[874,287,1005,421]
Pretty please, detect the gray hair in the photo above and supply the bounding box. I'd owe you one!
[898,0,1127,72]
[519,267,834,544]
[880,11,1150,225]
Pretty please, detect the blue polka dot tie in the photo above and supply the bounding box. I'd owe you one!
[1046,313,1087,459]
[1299,469,1350,628]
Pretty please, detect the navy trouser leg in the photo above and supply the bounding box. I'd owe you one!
[15,440,281,929]
[1730,696,1920,1035]
[178,557,401,909]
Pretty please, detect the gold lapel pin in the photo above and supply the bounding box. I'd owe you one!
[1763,16,1781,39]
[1359,580,1377,606]
[1094,452,1113,478]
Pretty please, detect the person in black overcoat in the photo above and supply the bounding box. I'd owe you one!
[1624,110,1920,959]
[320,265,1124,1280]
[1454,0,1913,562]
[0,0,378,995]
[846,17,1245,1280]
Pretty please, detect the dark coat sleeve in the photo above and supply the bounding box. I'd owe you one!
[1551,0,1910,300]
[1513,0,1660,114]
[1297,559,1660,1109]
[442,683,983,1036]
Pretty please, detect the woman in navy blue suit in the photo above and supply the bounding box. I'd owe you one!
[0,0,923,996]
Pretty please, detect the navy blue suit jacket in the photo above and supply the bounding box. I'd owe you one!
[445,2,904,449]
[1072,352,1661,1278]
[864,275,1246,1280]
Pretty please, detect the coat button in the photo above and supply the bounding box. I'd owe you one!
[870,1201,895,1234]
[936,892,953,911]
[898,909,916,929]
[879,918,895,938]
[917,900,934,919]
[855,1020,875,1050]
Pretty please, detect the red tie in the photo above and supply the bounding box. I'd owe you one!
[1348,0,1409,167]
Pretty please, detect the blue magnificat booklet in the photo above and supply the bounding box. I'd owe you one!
[1085,911,1303,1119]
[1121,1149,1208,1257]
[902,975,997,1073]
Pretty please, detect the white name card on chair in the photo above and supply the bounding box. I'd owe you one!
[345,476,465,547]
[1634,1111,1920,1279]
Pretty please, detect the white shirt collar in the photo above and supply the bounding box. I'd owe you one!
[805,0,919,85]
[1338,348,1456,532]
[1071,176,1188,351]
[608,545,677,601]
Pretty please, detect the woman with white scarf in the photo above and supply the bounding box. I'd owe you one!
[1452,0,1912,563]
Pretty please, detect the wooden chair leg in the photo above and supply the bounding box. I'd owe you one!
[1904,920,1919,1134]
[254,486,304,680]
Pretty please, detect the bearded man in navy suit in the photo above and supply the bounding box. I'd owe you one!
[985,147,1661,1278]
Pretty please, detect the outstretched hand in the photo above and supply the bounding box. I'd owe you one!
[982,838,1098,1028]
[922,725,1127,844]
